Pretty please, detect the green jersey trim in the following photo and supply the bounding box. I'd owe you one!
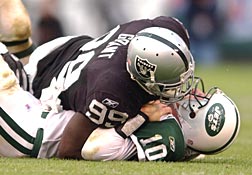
[131,117,185,161]
[0,107,44,157]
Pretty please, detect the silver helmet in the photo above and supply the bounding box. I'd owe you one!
[127,27,194,103]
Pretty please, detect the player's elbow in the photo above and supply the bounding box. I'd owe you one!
[81,128,130,161]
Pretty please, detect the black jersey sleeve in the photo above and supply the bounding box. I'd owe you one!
[32,35,93,98]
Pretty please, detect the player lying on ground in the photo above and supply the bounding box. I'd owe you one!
[0,1,240,160]
[82,78,241,161]
[3,14,196,159]
[0,52,182,160]
[0,54,181,160]
[0,55,240,160]
[0,52,74,158]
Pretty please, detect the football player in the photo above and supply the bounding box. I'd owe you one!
[0,55,240,161]
[0,54,183,160]
[23,16,195,159]
[0,43,184,160]
[0,53,75,158]
[81,78,240,161]
[1,1,195,159]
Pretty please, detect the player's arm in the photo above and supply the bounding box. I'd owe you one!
[56,109,146,159]
[57,100,172,159]
[82,116,185,162]
[57,107,146,159]
[82,127,136,161]
[80,100,179,161]
[115,100,173,138]
[56,112,97,159]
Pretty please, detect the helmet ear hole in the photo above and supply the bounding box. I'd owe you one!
[189,111,196,118]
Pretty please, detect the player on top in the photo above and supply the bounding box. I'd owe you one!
[25,16,194,159]
[0,52,240,161]
[1,0,194,159]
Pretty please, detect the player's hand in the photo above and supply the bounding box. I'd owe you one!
[140,100,172,122]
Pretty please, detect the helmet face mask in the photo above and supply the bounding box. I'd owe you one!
[144,69,194,103]
[178,78,240,154]
[187,77,217,111]
[127,27,195,104]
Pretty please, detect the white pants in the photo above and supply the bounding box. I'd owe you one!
[0,88,75,158]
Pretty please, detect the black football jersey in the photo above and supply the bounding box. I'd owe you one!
[32,16,184,128]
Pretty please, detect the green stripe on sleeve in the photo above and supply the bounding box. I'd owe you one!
[0,126,32,155]
[0,107,35,144]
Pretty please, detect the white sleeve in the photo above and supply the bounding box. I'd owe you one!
[24,36,76,91]
[81,128,136,161]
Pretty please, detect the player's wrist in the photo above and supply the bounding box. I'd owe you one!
[138,111,149,121]
[115,112,148,138]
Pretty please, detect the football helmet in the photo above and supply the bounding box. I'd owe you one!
[127,27,194,103]
[178,78,240,154]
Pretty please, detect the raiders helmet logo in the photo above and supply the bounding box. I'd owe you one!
[135,56,157,79]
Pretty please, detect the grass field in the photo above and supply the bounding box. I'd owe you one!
[0,62,252,175]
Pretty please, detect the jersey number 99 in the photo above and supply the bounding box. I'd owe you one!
[87,99,128,127]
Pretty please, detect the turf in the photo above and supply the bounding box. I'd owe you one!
[1,62,252,175]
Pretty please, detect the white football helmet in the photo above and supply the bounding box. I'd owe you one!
[178,78,240,154]
[127,26,194,104]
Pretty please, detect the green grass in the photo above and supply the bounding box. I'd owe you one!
[1,62,252,175]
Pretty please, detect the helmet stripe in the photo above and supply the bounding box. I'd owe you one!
[137,32,189,70]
